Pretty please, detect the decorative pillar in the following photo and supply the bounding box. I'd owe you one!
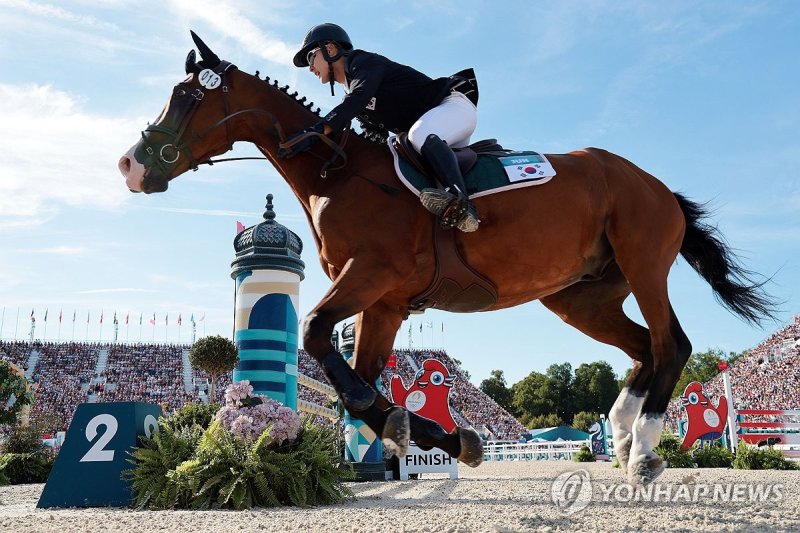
[231,195,305,409]
[341,323,385,479]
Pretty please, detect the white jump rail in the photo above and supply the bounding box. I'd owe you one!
[483,440,589,461]
[297,373,339,419]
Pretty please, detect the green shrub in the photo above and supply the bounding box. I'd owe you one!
[125,417,353,510]
[733,442,800,470]
[654,431,694,468]
[1,424,44,455]
[574,445,596,463]
[693,443,733,468]
[163,403,220,433]
[0,453,53,484]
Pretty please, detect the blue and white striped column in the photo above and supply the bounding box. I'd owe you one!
[232,270,300,408]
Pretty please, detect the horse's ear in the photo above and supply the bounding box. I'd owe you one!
[190,30,220,68]
[185,49,201,75]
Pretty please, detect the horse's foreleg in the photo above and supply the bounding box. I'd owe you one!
[353,302,482,466]
[303,259,409,454]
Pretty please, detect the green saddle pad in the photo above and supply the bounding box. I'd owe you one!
[389,142,556,198]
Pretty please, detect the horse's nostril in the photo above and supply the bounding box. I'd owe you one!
[118,155,131,176]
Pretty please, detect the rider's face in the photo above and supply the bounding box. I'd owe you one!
[308,43,338,84]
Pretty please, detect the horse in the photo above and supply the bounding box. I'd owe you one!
[118,32,775,485]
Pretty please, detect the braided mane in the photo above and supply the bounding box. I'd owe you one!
[253,70,387,145]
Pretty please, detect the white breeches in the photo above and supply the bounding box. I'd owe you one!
[408,91,477,152]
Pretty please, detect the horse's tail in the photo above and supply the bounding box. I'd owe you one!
[674,192,779,325]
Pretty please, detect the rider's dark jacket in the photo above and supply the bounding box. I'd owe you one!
[321,50,461,142]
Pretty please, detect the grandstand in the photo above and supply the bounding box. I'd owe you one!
[665,315,800,431]
[0,340,525,441]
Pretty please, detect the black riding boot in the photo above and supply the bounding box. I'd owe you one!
[418,134,480,232]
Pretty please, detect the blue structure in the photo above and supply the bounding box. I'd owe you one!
[231,195,304,409]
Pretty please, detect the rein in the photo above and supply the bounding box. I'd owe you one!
[143,64,349,178]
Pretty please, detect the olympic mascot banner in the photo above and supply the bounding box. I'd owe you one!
[390,358,459,479]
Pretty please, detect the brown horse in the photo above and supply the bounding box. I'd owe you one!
[119,34,774,485]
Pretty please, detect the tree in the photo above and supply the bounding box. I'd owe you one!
[572,361,619,415]
[618,366,633,391]
[189,335,239,402]
[572,411,601,433]
[545,362,574,422]
[526,413,564,429]
[511,371,553,421]
[672,348,732,399]
[480,370,513,412]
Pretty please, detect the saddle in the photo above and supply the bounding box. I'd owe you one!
[392,133,508,180]
[392,134,501,314]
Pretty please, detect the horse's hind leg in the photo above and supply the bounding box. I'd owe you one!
[608,196,691,485]
[540,262,653,473]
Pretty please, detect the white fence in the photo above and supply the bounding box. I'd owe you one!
[483,440,589,462]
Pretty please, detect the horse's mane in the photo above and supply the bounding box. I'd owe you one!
[252,70,387,146]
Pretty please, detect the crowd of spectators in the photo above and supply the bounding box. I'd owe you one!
[665,315,800,431]
[97,343,195,413]
[0,340,34,369]
[4,339,527,441]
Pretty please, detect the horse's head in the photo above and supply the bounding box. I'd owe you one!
[119,31,238,193]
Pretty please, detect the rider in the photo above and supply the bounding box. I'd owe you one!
[282,23,480,232]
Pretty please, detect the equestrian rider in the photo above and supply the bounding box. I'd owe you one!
[282,23,480,233]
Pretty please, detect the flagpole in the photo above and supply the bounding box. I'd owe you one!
[43,310,48,342]
[57,310,61,342]
[86,311,90,342]
[14,307,19,340]
[72,310,76,341]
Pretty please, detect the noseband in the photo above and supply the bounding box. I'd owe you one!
[137,61,348,185]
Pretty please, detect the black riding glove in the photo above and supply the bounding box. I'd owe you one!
[277,122,325,159]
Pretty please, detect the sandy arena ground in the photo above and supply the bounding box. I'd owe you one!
[1,460,799,532]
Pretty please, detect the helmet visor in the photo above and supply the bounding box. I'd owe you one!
[306,47,320,67]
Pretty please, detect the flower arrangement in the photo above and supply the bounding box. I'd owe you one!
[216,380,301,444]
[0,360,35,426]
[125,381,352,510]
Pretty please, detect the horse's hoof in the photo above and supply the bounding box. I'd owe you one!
[627,455,665,486]
[381,407,410,458]
[457,427,483,467]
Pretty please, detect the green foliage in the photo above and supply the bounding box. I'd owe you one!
[693,443,733,468]
[574,445,596,463]
[163,403,221,433]
[189,336,239,401]
[0,360,35,426]
[654,432,694,468]
[672,348,740,399]
[511,372,553,420]
[480,370,513,413]
[546,363,574,422]
[126,417,353,510]
[572,362,619,416]
[733,442,800,470]
[571,411,600,433]
[124,422,205,509]
[525,413,564,429]
[0,453,53,484]
[1,424,44,454]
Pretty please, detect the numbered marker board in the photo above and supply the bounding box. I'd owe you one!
[37,402,162,508]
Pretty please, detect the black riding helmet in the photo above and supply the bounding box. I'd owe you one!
[293,23,353,67]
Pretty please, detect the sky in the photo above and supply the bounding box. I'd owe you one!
[0,0,798,387]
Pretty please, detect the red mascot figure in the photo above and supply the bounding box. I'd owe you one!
[390,359,457,433]
[680,381,729,451]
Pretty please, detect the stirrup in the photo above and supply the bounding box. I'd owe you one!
[419,188,457,217]
[419,188,480,232]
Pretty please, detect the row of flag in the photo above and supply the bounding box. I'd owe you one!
[413,321,444,333]
[28,310,205,325]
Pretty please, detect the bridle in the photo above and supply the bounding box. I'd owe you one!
[137,61,349,184]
